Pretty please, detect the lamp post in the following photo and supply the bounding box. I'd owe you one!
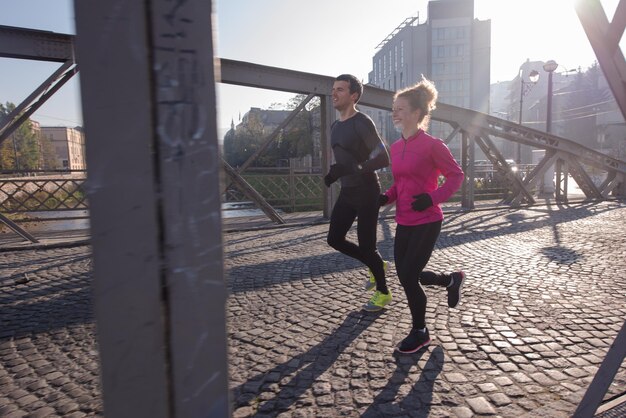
[541,59,559,197]
[543,60,558,133]
[517,69,539,163]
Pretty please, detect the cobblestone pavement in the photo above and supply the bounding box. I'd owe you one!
[1,201,625,417]
[0,247,99,417]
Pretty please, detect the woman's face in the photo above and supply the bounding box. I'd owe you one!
[392,96,421,133]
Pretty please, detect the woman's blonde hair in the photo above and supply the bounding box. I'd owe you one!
[394,76,438,130]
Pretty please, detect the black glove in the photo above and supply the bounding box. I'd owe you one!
[378,194,389,207]
[323,163,354,187]
[411,193,433,211]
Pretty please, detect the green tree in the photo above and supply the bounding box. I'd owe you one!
[274,94,317,162]
[286,94,320,111]
[223,94,318,167]
[0,102,42,170]
[276,110,312,159]
[224,111,265,167]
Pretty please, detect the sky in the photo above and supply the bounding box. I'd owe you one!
[1,0,622,137]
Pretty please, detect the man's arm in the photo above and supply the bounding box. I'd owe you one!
[354,114,390,172]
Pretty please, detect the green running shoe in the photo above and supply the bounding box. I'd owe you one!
[363,290,392,312]
[365,260,388,291]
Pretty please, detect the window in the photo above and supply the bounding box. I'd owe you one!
[375,61,378,83]
[432,63,442,75]
[383,55,386,78]
[394,45,398,71]
[432,46,445,58]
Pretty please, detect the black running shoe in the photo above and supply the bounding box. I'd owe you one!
[397,328,431,354]
[447,271,465,308]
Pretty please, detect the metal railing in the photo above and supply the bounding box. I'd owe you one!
[0,170,87,213]
[220,163,584,215]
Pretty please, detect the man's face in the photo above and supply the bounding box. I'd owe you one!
[331,80,356,111]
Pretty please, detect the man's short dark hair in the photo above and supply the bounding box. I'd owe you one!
[335,74,363,103]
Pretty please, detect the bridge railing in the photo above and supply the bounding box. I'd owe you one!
[0,161,599,225]
[0,170,87,214]
[221,162,606,216]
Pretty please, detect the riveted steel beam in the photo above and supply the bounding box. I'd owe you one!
[475,134,535,205]
[575,0,626,120]
[510,150,560,205]
[0,25,74,62]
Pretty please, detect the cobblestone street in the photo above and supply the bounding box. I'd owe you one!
[1,201,625,417]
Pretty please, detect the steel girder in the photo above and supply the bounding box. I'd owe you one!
[510,150,560,205]
[1,25,621,174]
[555,159,569,202]
[222,161,285,224]
[1,26,625,212]
[0,26,78,242]
[0,26,78,148]
[220,93,317,224]
[233,93,316,176]
[0,25,74,62]
[460,131,475,209]
[576,0,626,121]
[73,0,229,415]
[0,61,77,147]
[474,134,535,204]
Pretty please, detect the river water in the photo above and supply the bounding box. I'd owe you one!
[13,203,268,233]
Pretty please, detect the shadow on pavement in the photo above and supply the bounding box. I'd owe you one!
[0,253,94,338]
[231,310,383,415]
[361,346,444,417]
[225,202,622,293]
[225,248,372,294]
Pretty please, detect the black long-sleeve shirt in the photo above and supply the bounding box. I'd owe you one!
[330,112,390,188]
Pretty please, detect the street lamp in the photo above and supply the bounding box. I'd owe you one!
[543,60,559,133]
[517,69,540,163]
[541,59,559,198]
[519,70,540,125]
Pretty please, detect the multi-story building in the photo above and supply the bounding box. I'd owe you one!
[40,126,87,170]
[366,0,491,157]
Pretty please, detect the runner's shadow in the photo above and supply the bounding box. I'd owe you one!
[361,345,444,417]
[231,310,383,415]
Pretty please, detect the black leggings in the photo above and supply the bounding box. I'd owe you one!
[327,184,387,292]
[395,221,451,329]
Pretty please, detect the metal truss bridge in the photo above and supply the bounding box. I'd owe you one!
[0,1,624,416]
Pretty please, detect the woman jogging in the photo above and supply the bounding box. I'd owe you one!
[379,78,465,353]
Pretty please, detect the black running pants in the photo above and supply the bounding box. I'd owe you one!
[394,221,449,329]
[327,184,386,291]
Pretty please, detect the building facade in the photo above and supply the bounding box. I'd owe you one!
[40,126,87,170]
[365,0,491,157]
[224,106,320,169]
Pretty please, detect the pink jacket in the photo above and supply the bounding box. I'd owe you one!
[384,130,464,226]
